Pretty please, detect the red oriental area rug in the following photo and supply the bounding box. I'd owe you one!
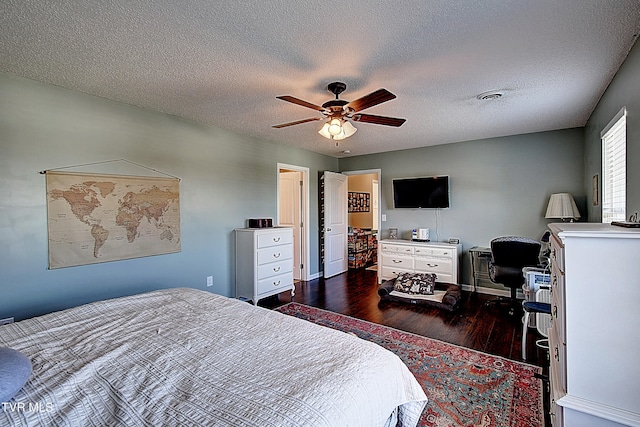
[275,303,544,427]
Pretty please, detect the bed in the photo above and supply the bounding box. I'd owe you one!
[0,288,427,426]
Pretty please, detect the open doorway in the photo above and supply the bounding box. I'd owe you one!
[344,169,381,271]
[277,163,310,281]
[319,169,382,278]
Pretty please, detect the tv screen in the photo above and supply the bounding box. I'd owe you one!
[392,176,450,208]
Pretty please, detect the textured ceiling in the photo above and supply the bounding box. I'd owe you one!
[2,1,640,157]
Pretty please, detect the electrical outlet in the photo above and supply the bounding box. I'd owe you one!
[206,276,213,287]
[0,317,14,326]
[381,214,387,221]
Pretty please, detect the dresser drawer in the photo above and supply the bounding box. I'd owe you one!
[257,229,293,248]
[414,257,453,275]
[414,247,453,258]
[257,259,293,279]
[257,245,293,265]
[550,233,565,273]
[380,243,414,255]
[257,272,293,295]
[381,254,414,269]
[549,324,567,394]
[549,324,566,427]
[550,264,566,345]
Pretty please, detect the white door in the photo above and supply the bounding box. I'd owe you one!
[323,171,348,278]
[279,171,302,280]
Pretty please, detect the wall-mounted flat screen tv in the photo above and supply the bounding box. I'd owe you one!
[392,176,450,208]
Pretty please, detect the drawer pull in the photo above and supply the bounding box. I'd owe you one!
[553,305,557,317]
[273,267,281,272]
[392,259,403,264]
[273,237,281,242]
[273,252,281,258]
[554,346,560,361]
[427,263,438,267]
[273,280,281,286]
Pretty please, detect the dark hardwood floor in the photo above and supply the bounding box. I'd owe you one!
[262,268,549,366]
[260,267,550,425]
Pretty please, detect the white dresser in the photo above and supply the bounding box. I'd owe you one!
[378,239,462,284]
[548,223,640,427]
[235,227,295,305]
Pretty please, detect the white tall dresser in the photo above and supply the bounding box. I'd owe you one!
[548,223,640,427]
[235,227,295,305]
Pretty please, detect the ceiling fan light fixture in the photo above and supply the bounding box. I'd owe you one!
[328,118,343,136]
[276,82,397,141]
[318,119,357,141]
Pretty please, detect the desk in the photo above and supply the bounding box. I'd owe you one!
[469,246,492,292]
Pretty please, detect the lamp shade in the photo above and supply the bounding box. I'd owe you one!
[318,122,332,139]
[332,120,357,141]
[545,193,580,220]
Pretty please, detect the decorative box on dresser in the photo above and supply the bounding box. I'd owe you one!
[235,227,294,306]
[548,223,640,427]
[377,239,462,284]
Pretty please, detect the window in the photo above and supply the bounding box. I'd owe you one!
[601,107,626,223]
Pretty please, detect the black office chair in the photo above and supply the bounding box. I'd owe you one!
[485,236,542,315]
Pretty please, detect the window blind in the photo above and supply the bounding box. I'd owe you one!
[601,107,626,223]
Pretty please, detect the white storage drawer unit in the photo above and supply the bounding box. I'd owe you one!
[548,223,640,427]
[235,227,295,305]
[378,239,461,284]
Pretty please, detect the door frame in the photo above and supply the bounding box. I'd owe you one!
[277,163,310,281]
[343,168,382,235]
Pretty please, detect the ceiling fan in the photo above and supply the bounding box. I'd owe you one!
[272,82,406,141]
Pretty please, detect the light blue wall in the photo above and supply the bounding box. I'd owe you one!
[339,128,585,285]
[3,35,637,319]
[0,72,337,321]
[584,39,640,221]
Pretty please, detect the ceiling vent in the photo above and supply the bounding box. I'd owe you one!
[476,91,504,101]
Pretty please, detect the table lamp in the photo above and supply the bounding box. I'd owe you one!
[545,193,580,222]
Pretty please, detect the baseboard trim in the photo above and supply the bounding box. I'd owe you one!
[308,272,321,280]
[460,284,525,299]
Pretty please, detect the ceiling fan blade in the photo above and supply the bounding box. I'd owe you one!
[346,89,396,112]
[276,95,325,111]
[272,117,322,128]
[352,114,406,127]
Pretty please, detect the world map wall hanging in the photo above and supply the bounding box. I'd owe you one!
[45,171,181,269]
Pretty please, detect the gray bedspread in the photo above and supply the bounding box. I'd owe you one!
[0,288,427,426]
